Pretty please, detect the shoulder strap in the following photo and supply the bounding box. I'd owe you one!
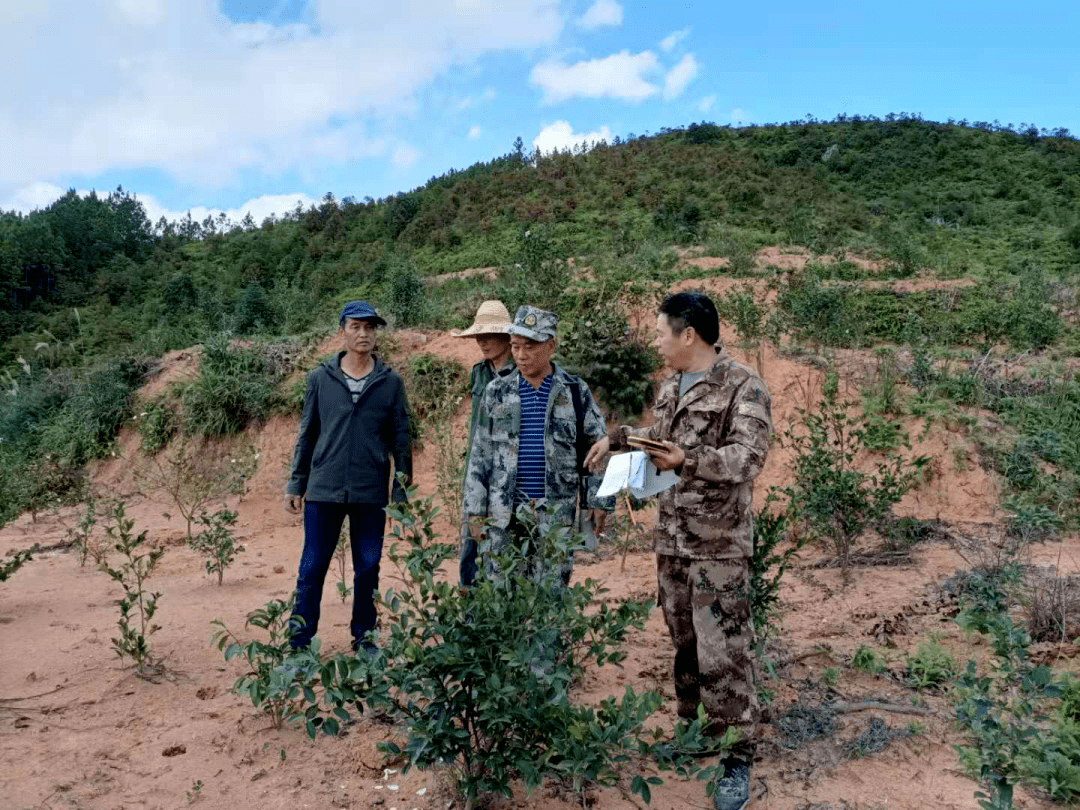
[566,379,588,474]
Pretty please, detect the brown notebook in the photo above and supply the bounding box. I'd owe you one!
[626,435,668,453]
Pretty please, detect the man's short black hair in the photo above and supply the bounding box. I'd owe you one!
[658,291,720,346]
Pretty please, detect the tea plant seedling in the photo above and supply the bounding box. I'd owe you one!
[69,496,105,567]
[189,509,244,585]
[821,667,840,687]
[138,445,231,539]
[99,503,164,676]
[185,780,203,804]
[211,598,311,730]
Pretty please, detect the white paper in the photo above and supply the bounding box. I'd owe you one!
[596,451,679,500]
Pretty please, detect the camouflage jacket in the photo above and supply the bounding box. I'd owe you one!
[465,356,516,470]
[464,363,607,553]
[610,349,771,560]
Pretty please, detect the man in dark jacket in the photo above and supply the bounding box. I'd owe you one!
[285,300,411,654]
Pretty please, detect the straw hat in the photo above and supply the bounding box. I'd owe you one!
[451,300,513,337]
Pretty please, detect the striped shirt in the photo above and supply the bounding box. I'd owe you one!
[515,374,553,504]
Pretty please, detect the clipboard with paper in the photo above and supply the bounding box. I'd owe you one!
[596,451,679,500]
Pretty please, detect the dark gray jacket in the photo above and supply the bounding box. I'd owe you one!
[286,352,412,504]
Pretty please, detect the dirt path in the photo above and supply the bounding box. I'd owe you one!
[1,322,1070,810]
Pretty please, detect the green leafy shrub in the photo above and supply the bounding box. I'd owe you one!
[37,356,151,464]
[181,335,281,436]
[211,598,312,730]
[404,352,467,424]
[386,258,427,326]
[189,509,244,585]
[99,503,164,676]
[138,444,232,539]
[329,485,731,808]
[134,396,178,455]
[781,384,927,576]
[904,637,955,689]
[851,645,885,674]
[561,303,661,418]
[749,503,804,632]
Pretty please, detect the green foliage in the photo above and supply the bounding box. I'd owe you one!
[322,484,731,807]
[0,543,41,582]
[181,335,283,436]
[36,356,151,464]
[851,645,886,674]
[781,385,927,575]
[99,503,164,675]
[233,281,277,335]
[334,521,352,603]
[134,396,178,455]
[952,568,1077,809]
[189,509,244,585]
[748,504,804,632]
[386,258,427,326]
[904,637,955,689]
[404,352,467,424]
[560,300,661,418]
[211,598,311,730]
[70,496,100,567]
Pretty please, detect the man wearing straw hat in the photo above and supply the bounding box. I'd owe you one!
[452,300,516,585]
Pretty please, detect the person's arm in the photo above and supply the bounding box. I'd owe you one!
[680,379,771,484]
[390,376,412,502]
[285,372,320,509]
[463,387,495,524]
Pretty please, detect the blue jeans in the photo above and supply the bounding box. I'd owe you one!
[290,501,386,650]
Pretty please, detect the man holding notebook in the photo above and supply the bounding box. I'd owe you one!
[585,291,771,810]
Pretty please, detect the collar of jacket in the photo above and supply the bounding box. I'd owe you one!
[321,351,389,391]
[673,347,736,412]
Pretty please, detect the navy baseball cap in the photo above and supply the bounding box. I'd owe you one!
[339,300,387,327]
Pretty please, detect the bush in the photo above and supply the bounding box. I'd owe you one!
[335,486,730,808]
[386,258,427,326]
[37,356,151,464]
[181,335,281,436]
[561,303,661,418]
[404,353,467,424]
[0,544,41,582]
[189,509,244,585]
[134,396,178,455]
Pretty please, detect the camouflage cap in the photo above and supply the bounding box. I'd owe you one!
[508,305,558,342]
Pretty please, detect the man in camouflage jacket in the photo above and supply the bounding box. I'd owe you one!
[464,306,609,581]
[586,291,770,807]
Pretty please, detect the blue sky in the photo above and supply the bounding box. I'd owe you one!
[2,0,1077,224]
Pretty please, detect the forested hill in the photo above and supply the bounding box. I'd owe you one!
[2,114,1079,366]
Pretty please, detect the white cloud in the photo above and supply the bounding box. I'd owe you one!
[1,182,319,226]
[468,125,482,139]
[577,0,623,29]
[730,107,752,124]
[391,144,421,169]
[697,95,716,114]
[663,53,698,100]
[533,121,612,155]
[530,50,659,103]
[0,0,562,198]
[660,27,689,52]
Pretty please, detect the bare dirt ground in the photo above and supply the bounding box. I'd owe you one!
[2,295,1076,810]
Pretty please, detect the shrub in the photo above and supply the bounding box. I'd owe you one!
[404,353,467,424]
[386,258,427,326]
[138,444,232,539]
[211,598,313,730]
[37,356,151,464]
[334,485,731,808]
[749,504,804,632]
[781,384,927,576]
[561,302,661,418]
[181,335,280,436]
[134,396,178,455]
[99,503,164,676]
[851,645,885,674]
[904,637,955,690]
[189,509,244,585]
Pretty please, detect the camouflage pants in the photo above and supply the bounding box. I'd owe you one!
[657,554,758,740]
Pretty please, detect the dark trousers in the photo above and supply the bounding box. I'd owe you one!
[290,501,386,650]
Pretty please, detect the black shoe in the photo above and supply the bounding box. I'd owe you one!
[710,756,750,810]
